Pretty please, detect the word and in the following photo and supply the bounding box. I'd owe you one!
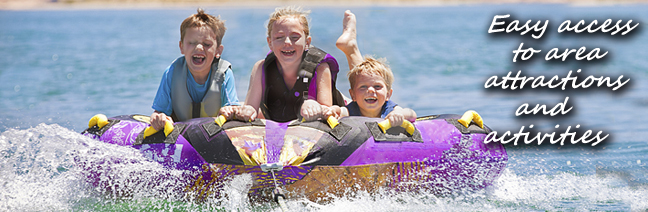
[516,97,571,116]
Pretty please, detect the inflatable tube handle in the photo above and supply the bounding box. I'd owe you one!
[143,121,174,139]
[301,116,340,129]
[377,119,416,135]
[458,110,484,129]
[214,115,227,127]
[88,114,109,129]
[326,116,339,129]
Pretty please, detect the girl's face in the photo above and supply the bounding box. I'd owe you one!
[267,17,311,68]
[349,73,393,118]
[180,26,223,76]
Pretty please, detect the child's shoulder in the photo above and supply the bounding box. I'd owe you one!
[167,56,186,67]
[385,99,398,107]
[250,59,266,75]
[345,101,361,116]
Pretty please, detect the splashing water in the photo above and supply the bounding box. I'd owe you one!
[1,124,646,211]
[0,124,223,211]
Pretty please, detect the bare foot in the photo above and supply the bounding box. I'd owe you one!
[336,10,358,55]
[336,10,363,70]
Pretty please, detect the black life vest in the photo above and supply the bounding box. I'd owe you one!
[260,47,345,122]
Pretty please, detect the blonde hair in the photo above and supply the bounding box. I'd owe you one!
[348,56,395,90]
[180,8,226,46]
[266,6,311,38]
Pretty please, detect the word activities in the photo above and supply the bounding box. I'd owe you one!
[484,14,638,146]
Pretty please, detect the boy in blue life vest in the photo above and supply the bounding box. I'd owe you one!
[326,10,417,126]
[150,9,239,131]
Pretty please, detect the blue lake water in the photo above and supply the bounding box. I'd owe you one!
[1,5,647,211]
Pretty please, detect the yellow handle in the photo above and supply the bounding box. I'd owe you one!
[88,114,109,129]
[377,119,416,135]
[143,121,174,139]
[214,115,227,127]
[326,116,339,129]
[458,110,484,129]
[301,116,339,129]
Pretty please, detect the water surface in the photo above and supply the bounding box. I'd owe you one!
[1,5,647,211]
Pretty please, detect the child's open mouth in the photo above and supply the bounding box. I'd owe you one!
[192,55,205,65]
[281,50,296,56]
[364,97,378,104]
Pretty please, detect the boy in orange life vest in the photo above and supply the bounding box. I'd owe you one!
[327,10,417,126]
[150,9,239,130]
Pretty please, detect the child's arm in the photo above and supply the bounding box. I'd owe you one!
[301,103,349,122]
[220,105,257,121]
[301,99,325,122]
[218,60,264,122]
[221,68,240,106]
[221,59,265,121]
[314,62,333,107]
[150,111,173,131]
[244,60,265,113]
[385,106,417,127]
[302,62,334,121]
[326,105,349,119]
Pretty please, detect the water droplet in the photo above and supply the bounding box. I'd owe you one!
[14,85,20,92]
[52,54,59,61]
[446,66,453,72]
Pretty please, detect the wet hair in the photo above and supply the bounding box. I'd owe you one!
[180,8,226,46]
[266,6,310,38]
[348,56,395,90]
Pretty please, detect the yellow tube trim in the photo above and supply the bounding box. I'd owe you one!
[326,116,339,129]
[214,115,227,127]
[88,114,109,129]
[458,110,484,129]
[377,120,392,134]
[143,126,158,139]
[143,121,175,139]
[402,121,416,135]
[377,119,416,135]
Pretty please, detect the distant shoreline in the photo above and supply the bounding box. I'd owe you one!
[2,0,648,11]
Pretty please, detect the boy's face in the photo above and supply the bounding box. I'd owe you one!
[180,26,223,75]
[349,73,393,117]
[267,17,311,68]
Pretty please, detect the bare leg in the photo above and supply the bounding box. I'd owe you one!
[336,10,363,71]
